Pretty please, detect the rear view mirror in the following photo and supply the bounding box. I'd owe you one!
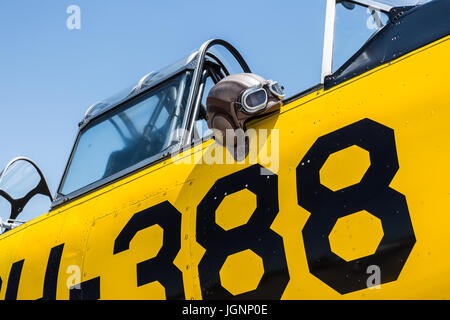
[340,1,356,10]
[0,157,53,232]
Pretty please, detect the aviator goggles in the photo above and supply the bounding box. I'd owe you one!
[237,80,285,114]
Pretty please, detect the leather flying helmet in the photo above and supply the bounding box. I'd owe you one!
[206,73,284,146]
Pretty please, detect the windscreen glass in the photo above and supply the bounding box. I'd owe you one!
[0,158,53,227]
[333,2,389,72]
[0,160,41,199]
[60,72,192,195]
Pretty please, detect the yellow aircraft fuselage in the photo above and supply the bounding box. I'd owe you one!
[0,34,449,300]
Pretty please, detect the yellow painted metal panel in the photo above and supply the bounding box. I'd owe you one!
[0,36,448,299]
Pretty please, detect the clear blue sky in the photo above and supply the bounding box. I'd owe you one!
[0,0,423,213]
[0,0,328,194]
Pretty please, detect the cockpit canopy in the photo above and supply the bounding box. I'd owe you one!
[55,40,251,205]
[80,51,199,127]
[60,72,192,195]
[321,0,439,87]
[55,0,447,207]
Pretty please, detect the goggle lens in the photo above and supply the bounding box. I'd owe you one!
[269,82,285,98]
[244,89,267,110]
